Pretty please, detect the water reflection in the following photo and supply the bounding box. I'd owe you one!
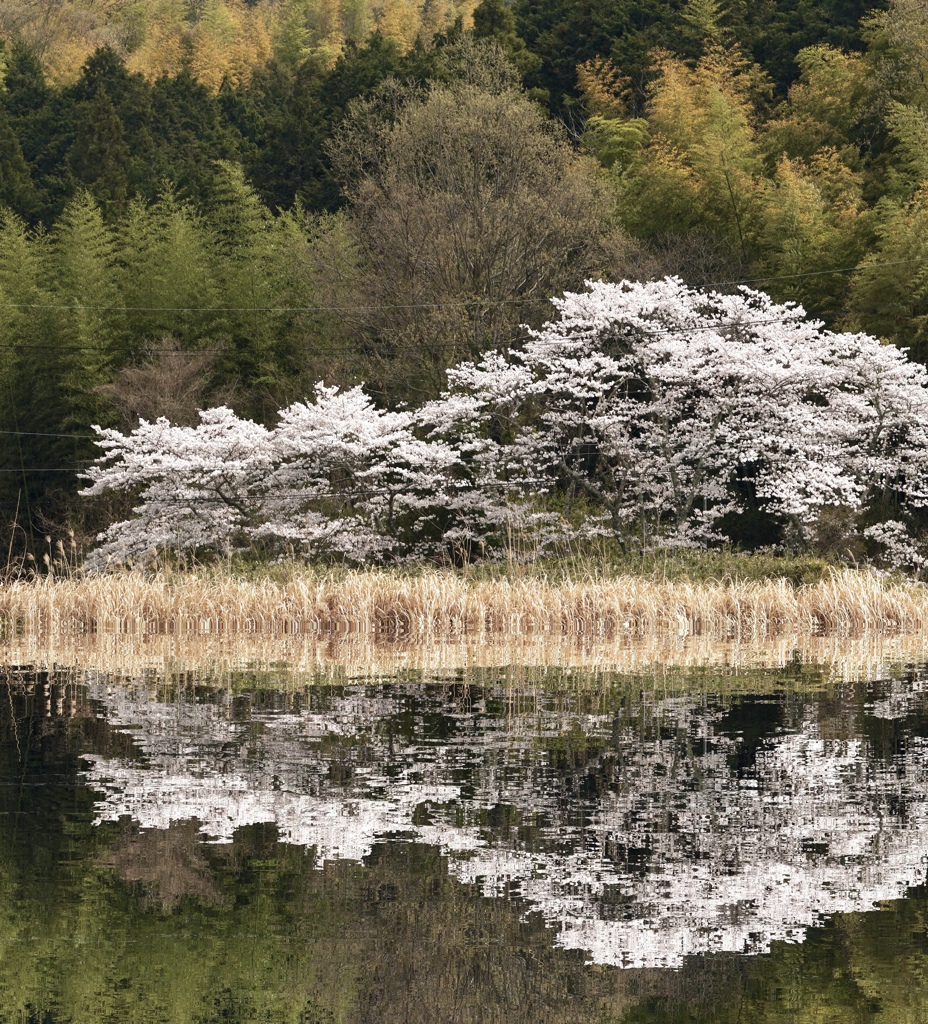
[75,670,928,969]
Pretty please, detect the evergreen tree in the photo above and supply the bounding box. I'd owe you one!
[271,0,314,68]
[149,69,241,205]
[0,210,75,532]
[42,192,125,444]
[680,0,733,52]
[206,163,284,415]
[0,193,125,531]
[0,107,39,218]
[1,45,50,126]
[747,0,879,93]
[471,0,541,80]
[65,48,157,194]
[66,91,132,218]
[513,0,684,111]
[0,46,69,224]
[233,56,330,211]
[117,189,221,348]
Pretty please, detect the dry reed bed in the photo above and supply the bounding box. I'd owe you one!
[1,569,927,641]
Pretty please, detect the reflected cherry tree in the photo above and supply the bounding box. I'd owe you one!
[82,677,928,968]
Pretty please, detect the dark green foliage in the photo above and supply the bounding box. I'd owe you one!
[514,0,687,111]
[747,0,886,92]
[149,71,242,207]
[471,0,541,81]
[67,90,133,216]
[1,47,240,224]
[0,107,38,217]
[514,0,884,110]
[228,56,334,212]
[207,34,440,213]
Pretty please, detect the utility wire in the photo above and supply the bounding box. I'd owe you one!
[0,297,552,313]
[706,259,918,288]
[0,429,96,439]
[0,255,922,315]
[0,304,916,356]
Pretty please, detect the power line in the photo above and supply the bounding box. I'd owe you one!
[0,297,552,314]
[0,429,96,439]
[0,255,923,316]
[707,259,919,288]
[0,304,916,357]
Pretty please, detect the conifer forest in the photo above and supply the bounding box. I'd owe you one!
[5,0,928,566]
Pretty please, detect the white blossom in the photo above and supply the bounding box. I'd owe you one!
[82,279,928,563]
[83,407,274,567]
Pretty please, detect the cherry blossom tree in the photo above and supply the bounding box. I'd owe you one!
[83,385,466,565]
[427,277,928,551]
[82,406,275,567]
[257,384,460,560]
[81,277,928,566]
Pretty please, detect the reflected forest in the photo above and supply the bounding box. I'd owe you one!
[5,666,928,1022]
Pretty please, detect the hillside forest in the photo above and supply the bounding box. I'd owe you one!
[5,0,928,566]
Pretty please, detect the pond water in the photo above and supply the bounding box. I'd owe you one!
[4,660,928,1022]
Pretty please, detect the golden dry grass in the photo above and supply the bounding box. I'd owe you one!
[0,569,927,681]
[1,568,927,641]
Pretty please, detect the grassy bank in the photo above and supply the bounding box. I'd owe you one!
[212,550,843,587]
[0,562,925,642]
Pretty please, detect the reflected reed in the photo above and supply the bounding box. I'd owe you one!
[4,626,928,686]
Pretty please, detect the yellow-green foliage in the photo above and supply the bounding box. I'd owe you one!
[0,0,479,87]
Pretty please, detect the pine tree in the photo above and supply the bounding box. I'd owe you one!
[0,209,87,533]
[117,189,221,346]
[48,192,126,423]
[206,163,284,414]
[680,0,732,52]
[472,0,540,79]
[149,69,240,206]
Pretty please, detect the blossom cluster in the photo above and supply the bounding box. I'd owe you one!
[82,278,928,567]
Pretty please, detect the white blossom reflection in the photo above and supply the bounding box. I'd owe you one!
[82,678,928,968]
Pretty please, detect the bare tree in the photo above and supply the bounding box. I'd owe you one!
[327,54,620,398]
[98,336,226,429]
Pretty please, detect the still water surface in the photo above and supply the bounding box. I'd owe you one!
[4,662,928,1021]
